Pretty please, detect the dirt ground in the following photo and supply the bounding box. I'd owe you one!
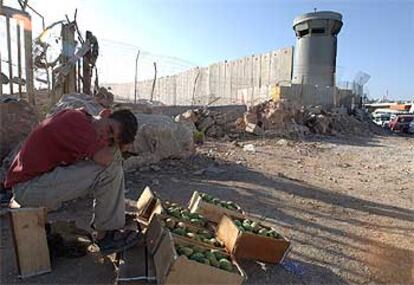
[1,133,413,285]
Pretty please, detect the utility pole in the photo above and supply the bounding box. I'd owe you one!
[134,50,140,104]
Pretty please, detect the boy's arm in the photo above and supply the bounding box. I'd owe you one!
[93,147,114,167]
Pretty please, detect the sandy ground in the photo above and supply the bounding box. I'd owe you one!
[1,134,413,285]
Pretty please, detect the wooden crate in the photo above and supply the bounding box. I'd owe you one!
[146,214,224,255]
[216,215,291,264]
[188,191,245,223]
[117,243,156,285]
[154,231,245,285]
[9,207,51,278]
[136,186,164,226]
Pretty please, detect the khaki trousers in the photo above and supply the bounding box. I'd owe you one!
[12,148,125,231]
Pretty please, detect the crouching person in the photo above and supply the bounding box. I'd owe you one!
[2,108,140,255]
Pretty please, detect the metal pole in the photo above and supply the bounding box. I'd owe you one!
[16,20,23,98]
[134,50,140,104]
[6,16,13,95]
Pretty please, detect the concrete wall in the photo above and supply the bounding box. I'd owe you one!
[273,83,359,109]
[113,102,247,118]
[104,46,293,106]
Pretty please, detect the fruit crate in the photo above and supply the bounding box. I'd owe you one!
[146,214,225,255]
[136,186,164,227]
[153,230,246,285]
[216,215,291,264]
[188,191,246,223]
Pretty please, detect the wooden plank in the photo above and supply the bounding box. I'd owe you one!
[61,23,76,94]
[9,207,51,278]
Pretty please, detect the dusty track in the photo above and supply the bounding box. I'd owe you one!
[1,134,413,284]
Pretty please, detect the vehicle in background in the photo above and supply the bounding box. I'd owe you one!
[389,115,414,133]
[409,120,414,134]
[371,109,404,128]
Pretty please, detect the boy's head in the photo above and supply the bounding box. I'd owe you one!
[107,109,138,146]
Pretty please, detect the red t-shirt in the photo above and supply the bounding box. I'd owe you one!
[4,109,102,188]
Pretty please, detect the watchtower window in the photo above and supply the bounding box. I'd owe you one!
[312,28,325,34]
[298,29,309,37]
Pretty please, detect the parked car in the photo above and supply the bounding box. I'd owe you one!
[409,120,414,134]
[389,115,414,133]
[371,109,404,128]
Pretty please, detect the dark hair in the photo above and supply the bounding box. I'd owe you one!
[109,109,138,144]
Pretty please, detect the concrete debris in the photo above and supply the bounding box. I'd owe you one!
[175,106,246,138]
[0,96,38,162]
[48,89,114,117]
[276,139,289,146]
[245,122,264,136]
[239,99,380,138]
[243,144,256,153]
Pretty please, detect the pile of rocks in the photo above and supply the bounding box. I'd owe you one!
[239,100,379,138]
[0,96,39,183]
[175,107,245,139]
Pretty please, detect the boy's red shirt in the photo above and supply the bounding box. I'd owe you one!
[4,109,104,188]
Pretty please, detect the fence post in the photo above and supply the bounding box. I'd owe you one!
[150,62,157,102]
[134,50,140,104]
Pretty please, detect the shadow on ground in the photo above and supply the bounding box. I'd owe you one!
[1,145,413,284]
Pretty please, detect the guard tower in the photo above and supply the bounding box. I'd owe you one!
[292,11,343,87]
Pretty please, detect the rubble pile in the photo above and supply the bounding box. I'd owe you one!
[240,100,379,138]
[0,96,39,183]
[0,96,38,161]
[48,87,114,117]
[175,107,244,138]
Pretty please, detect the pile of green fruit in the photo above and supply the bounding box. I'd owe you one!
[199,193,242,213]
[175,245,234,272]
[234,219,281,239]
[164,201,207,227]
[163,217,224,248]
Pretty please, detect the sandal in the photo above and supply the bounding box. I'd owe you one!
[96,229,144,256]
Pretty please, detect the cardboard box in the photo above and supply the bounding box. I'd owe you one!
[188,191,245,223]
[154,231,246,285]
[146,214,224,255]
[216,215,291,264]
[136,187,164,226]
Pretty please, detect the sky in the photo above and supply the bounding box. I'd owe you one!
[2,0,414,100]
